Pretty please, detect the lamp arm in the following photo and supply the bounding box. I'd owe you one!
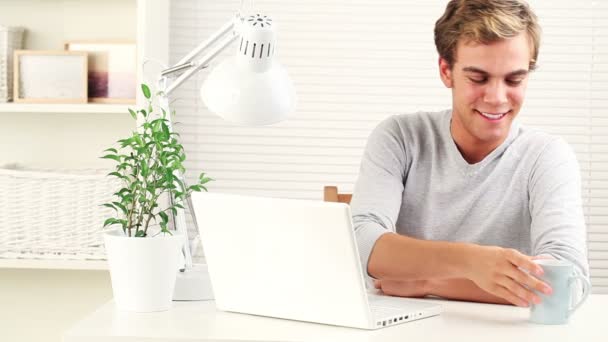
[176,16,236,66]
[164,32,239,96]
[160,15,241,97]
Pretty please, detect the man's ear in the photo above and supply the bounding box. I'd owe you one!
[438,57,453,88]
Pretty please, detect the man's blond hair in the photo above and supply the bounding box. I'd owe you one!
[434,0,541,70]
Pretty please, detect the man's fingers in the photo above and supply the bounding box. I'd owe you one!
[505,249,543,276]
[499,275,541,305]
[503,249,553,295]
[494,285,529,307]
[506,266,552,296]
[374,280,381,289]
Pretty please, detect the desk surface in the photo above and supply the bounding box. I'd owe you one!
[64,295,607,342]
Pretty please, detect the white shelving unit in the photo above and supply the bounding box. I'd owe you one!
[0,103,132,114]
[0,0,169,271]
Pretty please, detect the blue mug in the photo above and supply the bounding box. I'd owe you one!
[530,259,590,325]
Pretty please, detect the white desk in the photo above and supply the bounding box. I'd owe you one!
[64,295,607,342]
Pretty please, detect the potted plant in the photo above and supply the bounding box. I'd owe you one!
[101,84,212,312]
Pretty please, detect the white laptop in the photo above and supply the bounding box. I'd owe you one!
[191,192,442,330]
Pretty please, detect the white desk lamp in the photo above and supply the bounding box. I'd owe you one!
[155,12,296,300]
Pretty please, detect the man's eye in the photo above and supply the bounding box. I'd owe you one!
[470,78,486,84]
[506,79,523,86]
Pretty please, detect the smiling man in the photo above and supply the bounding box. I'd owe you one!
[351,0,590,307]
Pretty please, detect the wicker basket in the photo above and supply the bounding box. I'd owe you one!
[0,166,120,260]
[0,26,25,102]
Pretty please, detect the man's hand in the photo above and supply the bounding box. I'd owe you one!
[374,279,428,298]
[465,246,553,307]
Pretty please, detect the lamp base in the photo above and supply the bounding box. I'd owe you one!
[173,264,215,301]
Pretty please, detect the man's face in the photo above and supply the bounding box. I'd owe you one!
[439,33,531,148]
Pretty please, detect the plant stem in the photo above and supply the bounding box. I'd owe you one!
[141,135,163,236]
[128,162,140,237]
[142,173,163,235]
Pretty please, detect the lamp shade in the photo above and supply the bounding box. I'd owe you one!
[201,57,296,126]
[200,14,296,126]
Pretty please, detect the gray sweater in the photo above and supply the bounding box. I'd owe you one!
[351,110,589,283]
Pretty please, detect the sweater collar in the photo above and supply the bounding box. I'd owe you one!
[443,109,521,174]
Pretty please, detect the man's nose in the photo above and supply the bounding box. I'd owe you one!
[483,80,508,106]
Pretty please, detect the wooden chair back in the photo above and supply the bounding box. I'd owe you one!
[323,186,352,204]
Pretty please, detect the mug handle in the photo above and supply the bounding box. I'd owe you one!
[568,275,591,317]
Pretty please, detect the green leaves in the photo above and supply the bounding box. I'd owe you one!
[101,154,121,162]
[103,218,116,227]
[112,201,128,215]
[141,84,151,99]
[189,185,202,192]
[158,211,169,228]
[103,203,117,212]
[140,160,149,178]
[103,217,126,228]
[108,171,129,181]
[100,82,214,238]
[161,121,170,139]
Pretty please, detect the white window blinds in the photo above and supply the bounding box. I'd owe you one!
[169,0,608,293]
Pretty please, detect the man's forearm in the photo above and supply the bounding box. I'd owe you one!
[367,232,547,308]
[367,232,477,281]
[426,278,511,305]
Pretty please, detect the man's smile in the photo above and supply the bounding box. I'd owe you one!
[475,110,510,121]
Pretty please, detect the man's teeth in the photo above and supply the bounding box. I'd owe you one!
[480,111,507,119]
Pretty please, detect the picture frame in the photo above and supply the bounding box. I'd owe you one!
[13,50,88,104]
[65,41,136,104]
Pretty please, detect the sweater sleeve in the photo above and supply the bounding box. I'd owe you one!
[350,116,408,279]
[528,137,591,297]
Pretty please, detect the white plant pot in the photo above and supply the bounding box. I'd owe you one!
[103,229,184,312]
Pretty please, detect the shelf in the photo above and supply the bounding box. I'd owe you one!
[0,258,108,270]
[0,103,133,114]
